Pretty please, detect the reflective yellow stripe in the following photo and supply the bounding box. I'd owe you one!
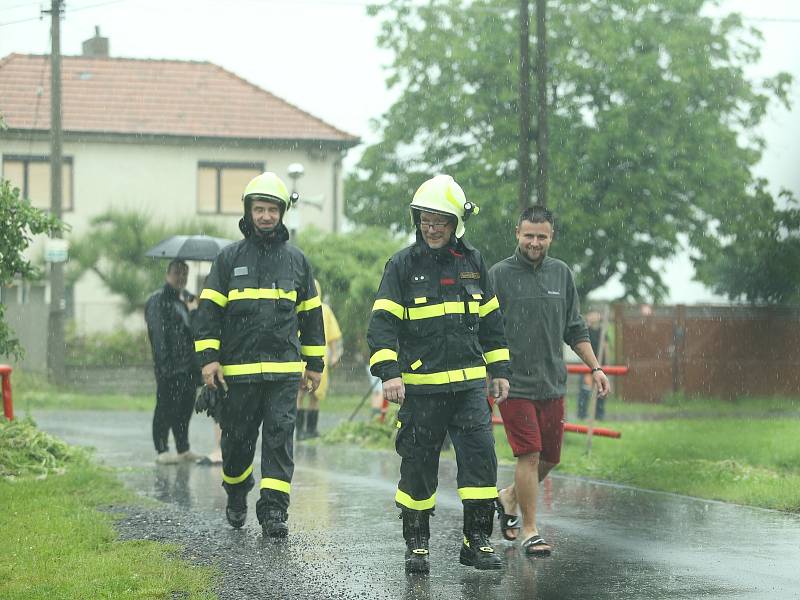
[401,366,487,386]
[410,359,422,371]
[228,288,297,302]
[483,348,510,364]
[222,362,305,376]
[301,345,326,357]
[260,477,291,494]
[395,489,436,511]
[414,297,427,304]
[195,339,221,352]
[458,486,498,501]
[370,349,398,366]
[407,301,479,320]
[296,295,322,312]
[372,298,405,319]
[200,288,228,308]
[222,464,253,485]
[479,296,500,318]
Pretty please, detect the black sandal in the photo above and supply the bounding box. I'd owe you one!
[521,534,551,557]
[495,492,520,541]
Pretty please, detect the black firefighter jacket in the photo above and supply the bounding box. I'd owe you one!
[367,237,512,395]
[193,225,325,383]
[145,283,200,382]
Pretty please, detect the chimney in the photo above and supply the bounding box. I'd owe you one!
[82,26,109,57]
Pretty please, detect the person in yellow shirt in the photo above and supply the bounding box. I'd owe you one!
[296,280,343,439]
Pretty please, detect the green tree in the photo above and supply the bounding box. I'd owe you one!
[68,210,228,314]
[0,179,63,359]
[297,227,404,358]
[347,0,793,301]
[695,190,800,303]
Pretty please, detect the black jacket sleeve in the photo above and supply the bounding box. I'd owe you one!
[477,256,512,380]
[145,292,168,379]
[193,252,228,368]
[366,258,404,382]
[296,256,325,373]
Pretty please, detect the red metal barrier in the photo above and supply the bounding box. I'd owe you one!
[0,364,13,421]
[567,364,629,375]
[564,422,621,438]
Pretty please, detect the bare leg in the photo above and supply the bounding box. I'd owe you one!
[515,452,552,553]
[206,423,222,464]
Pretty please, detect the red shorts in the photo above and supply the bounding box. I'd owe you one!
[498,397,565,462]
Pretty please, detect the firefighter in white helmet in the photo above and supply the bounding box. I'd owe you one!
[367,174,511,573]
[194,171,325,537]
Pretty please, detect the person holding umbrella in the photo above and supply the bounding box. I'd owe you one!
[193,171,325,537]
[145,258,204,464]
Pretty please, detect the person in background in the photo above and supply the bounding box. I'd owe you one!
[489,205,610,556]
[576,309,610,420]
[145,259,203,465]
[296,279,343,440]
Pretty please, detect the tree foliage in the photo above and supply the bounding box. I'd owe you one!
[0,179,63,359]
[297,227,404,358]
[695,190,800,303]
[347,0,794,301]
[68,210,228,314]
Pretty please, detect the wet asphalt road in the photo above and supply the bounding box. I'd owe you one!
[32,410,800,600]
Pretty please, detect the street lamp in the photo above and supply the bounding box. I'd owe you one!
[286,163,304,236]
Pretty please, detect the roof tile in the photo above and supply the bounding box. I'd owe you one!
[0,53,358,144]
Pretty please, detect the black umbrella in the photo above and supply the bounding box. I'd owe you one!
[145,235,234,261]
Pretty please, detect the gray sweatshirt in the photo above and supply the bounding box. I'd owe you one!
[488,248,589,401]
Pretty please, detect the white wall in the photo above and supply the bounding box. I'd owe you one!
[1,134,350,333]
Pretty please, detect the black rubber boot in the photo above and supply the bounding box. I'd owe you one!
[225,490,248,529]
[401,510,431,574]
[305,410,320,439]
[460,502,502,570]
[296,409,307,440]
[262,509,289,538]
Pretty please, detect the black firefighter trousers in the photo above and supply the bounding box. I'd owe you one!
[394,386,498,513]
[220,378,299,521]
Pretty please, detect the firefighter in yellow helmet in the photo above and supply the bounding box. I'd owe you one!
[367,174,511,573]
[194,171,325,537]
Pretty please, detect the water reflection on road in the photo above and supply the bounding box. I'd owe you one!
[34,410,800,599]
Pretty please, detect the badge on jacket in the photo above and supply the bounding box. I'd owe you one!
[459,271,480,280]
[233,266,249,277]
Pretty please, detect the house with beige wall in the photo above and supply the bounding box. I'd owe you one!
[0,38,358,345]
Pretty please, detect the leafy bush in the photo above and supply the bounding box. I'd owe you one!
[65,326,151,368]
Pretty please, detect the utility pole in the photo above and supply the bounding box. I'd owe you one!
[518,0,532,213]
[45,0,66,381]
[535,0,548,207]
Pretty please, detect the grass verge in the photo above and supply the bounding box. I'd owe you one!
[0,418,216,599]
[322,402,800,512]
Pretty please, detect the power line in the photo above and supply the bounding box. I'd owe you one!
[2,0,800,27]
[0,0,130,27]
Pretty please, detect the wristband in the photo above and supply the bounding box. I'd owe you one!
[591,367,603,373]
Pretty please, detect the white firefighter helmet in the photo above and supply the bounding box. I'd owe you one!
[242,172,296,213]
[410,174,479,238]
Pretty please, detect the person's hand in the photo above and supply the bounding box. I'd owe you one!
[593,369,611,396]
[303,369,322,392]
[186,296,199,311]
[491,378,510,404]
[383,377,405,405]
[202,361,226,391]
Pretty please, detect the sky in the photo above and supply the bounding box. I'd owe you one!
[1,0,798,304]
